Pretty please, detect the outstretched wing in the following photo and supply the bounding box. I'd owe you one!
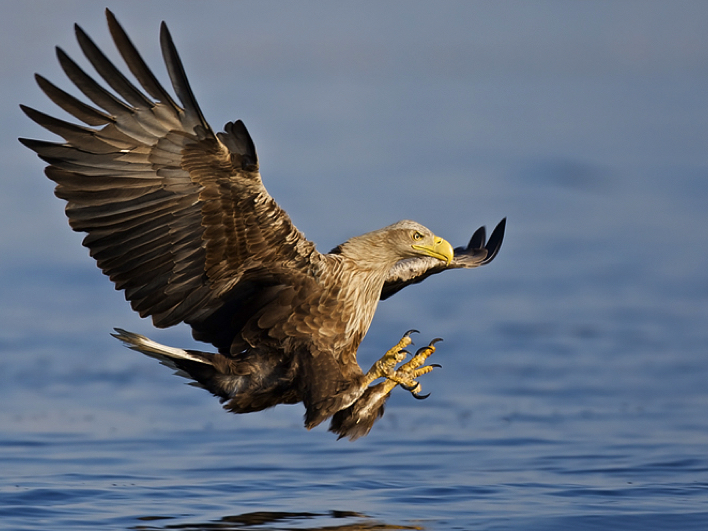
[20,9,319,341]
[380,218,506,300]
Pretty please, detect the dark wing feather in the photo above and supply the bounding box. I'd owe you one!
[20,9,319,348]
[104,10,180,112]
[159,21,210,133]
[380,218,506,300]
[34,74,112,126]
[75,23,153,110]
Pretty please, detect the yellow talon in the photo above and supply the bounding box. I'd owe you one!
[362,335,441,400]
[363,330,418,386]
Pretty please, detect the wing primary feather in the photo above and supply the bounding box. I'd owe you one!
[105,8,180,112]
[56,46,132,117]
[467,225,486,250]
[34,74,112,126]
[74,23,153,109]
[20,105,116,153]
[481,218,506,265]
[159,21,210,132]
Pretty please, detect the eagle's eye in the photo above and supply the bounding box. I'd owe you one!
[412,231,424,241]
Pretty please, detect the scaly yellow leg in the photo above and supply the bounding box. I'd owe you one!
[363,330,441,399]
[362,329,417,387]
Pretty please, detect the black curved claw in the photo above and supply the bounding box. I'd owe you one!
[400,382,417,392]
[404,329,419,337]
[430,363,442,369]
[398,349,411,357]
[412,392,430,400]
[429,337,443,347]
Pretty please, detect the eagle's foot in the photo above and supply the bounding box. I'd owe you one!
[331,336,441,440]
[362,333,441,399]
[363,329,418,386]
[387,338,442,399]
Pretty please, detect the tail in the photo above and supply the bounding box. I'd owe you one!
[111,329,280,413]
[111,328,218,391]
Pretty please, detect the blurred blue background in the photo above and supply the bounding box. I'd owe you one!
[2,2,707,530]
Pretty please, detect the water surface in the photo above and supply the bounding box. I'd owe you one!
[2,2,708,530]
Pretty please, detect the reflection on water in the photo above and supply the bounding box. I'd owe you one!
[134,510,422,531]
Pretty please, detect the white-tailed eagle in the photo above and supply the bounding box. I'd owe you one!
[20,10,505,439]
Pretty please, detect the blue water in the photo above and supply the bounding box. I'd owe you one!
[2,2,708,530]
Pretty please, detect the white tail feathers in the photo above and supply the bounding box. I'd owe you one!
[111,328,213,366]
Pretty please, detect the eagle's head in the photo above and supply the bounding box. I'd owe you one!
[332,220,454,269]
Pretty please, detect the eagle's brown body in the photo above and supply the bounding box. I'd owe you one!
[21,10,505,439]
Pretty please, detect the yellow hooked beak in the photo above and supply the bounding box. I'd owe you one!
[412,235,454,265]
